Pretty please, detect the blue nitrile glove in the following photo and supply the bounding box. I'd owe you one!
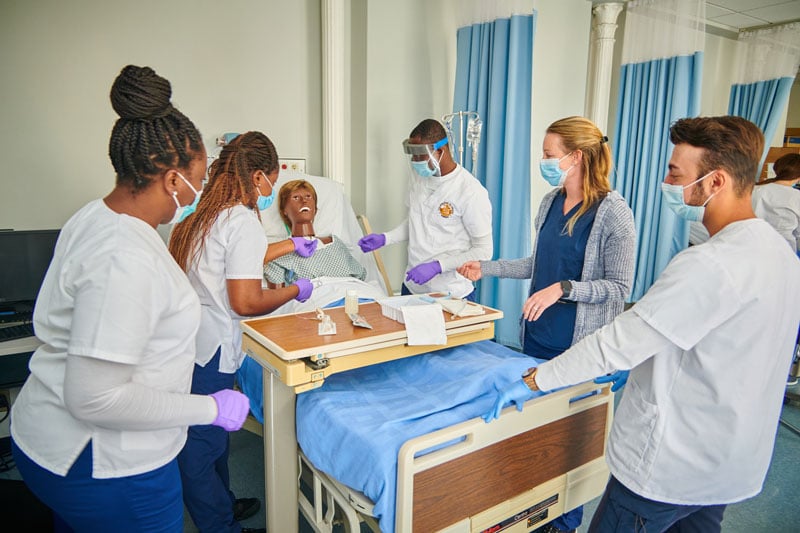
[483,379,544,423]
[290,236,318,258]
[358,233,386,252]
[293,278,313,302]
[594,370,629,392]
[405,261,442,285]
[209,389,250,431]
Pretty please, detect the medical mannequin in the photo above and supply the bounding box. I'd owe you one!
[264,179,367,286]
[358,118,493,300]
[10,65,250,532]
[488,116,800,532]
[169,132,313,533]
[459,116,636,533]
[752,153,800,254]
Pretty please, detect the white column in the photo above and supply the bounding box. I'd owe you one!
[322,0,347,185]
[585,2,624,134]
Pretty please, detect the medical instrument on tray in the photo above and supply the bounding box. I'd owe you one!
[348,313,373,329]
[314,308,337,336]
[441,111,482,169]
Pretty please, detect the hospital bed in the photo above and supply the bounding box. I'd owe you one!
[241,172,614,532]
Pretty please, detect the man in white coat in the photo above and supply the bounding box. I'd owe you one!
[358,118,493,300]
[488,116,800,532]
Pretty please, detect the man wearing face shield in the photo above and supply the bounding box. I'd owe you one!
[358,119,493,300]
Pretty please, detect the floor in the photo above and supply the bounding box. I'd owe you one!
[2,383,799,532]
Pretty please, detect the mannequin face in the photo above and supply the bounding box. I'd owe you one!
[283,186,317,225]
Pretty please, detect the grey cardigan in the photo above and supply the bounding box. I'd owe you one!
[481,189,636,346]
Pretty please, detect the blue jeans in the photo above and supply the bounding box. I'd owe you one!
[178,348,240,533]
[588,477,726,533]
[12,439,183,532]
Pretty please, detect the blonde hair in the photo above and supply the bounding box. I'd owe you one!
[546,116,612,235]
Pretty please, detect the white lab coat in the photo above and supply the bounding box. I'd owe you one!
[11,200,202,478]
[385,165,492,298]
[752,182,800,253]
[188,204,268,374]
[537,219,800,505]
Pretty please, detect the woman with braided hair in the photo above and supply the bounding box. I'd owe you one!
[10,65,250,532]
[168,131,314,533]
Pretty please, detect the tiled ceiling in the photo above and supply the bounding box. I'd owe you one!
[706,0,800,31]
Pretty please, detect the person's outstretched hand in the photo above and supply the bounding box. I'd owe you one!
[358,233,386,252]
[293,278,313,302]
[483,379,545,422]
[290,236,318,258]
[209,390,250,431]
[594,370,629,392]
[405,261,442,284]
[457,261,483,281]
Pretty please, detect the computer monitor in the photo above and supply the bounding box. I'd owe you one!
[0,230,60,313]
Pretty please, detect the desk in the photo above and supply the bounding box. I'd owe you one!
[241,301,503,533]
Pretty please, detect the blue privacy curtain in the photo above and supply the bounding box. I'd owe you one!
[728,23,800,176]
[612,0,705,302]
[452,12,534,348]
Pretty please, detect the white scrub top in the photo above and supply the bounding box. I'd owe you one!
[752,182,800,252]
[388,165,492,298]
[11,199,201,478]
[188,204,267,374]
[537,219,800,505]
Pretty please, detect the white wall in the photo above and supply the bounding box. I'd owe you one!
[0,0,321,230]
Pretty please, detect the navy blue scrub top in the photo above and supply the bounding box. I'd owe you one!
[524,193,598,360]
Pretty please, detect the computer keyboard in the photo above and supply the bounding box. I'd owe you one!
[0,323,35,342]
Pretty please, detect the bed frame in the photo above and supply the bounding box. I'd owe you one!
[298,380,611,533]
[241,303,613,533]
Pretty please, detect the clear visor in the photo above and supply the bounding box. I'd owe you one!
[402,137,448,178]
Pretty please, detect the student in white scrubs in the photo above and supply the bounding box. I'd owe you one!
[10,65,250,532]
[358,118,492,300]
[168,131,313,533]
[752,152,800,254]
[487,116,800,532]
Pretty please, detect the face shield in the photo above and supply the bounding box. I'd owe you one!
[402,137,448,178]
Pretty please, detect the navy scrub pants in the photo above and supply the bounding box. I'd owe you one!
[12,439,183,532]
[588,476,726,533]
[178,347,240,533]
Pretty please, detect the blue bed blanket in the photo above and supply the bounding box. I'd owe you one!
[295,340,541,533]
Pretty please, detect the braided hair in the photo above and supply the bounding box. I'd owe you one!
[108,65,203,191]
[169,131,279,271]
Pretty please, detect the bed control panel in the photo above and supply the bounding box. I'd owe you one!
[479,493,559,533]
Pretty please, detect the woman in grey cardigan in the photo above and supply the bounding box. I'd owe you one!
[458,116,635,533]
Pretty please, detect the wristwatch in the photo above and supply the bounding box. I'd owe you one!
[560,280,573,300]
[522,367,540,391]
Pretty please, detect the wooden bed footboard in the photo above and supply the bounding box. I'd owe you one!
[396,382,613,533]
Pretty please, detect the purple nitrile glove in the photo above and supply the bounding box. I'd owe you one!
[594,370,629,392]
[290,236,318,258]
[405,260,442,284]
[293,278,313,302]
[483,379,545,423]
[209,389,250,432]
[358,233,386,252]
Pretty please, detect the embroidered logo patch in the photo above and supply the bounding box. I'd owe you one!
[438,202,454,218]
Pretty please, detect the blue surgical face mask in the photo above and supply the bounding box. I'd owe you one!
[411,152,442,178]
[169,172,202,224]
[539,152,573,187]
[256,172,277,211]
[660,170,716,222]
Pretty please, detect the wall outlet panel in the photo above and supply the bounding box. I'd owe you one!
[279,158,307,173]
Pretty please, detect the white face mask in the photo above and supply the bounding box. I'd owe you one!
[168,172,202,225]
[660,170,716,222]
